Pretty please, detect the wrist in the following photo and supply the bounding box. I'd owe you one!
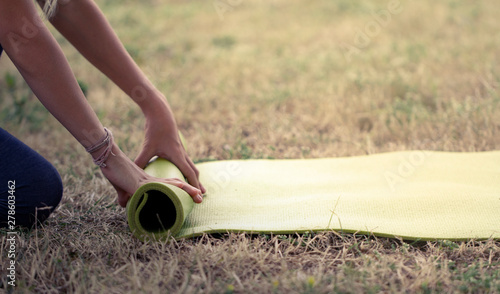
[140,95,177,128]
[131,83,168,116]
[98,142,124,170]
[85,128,116,168]
[141,96,170,118]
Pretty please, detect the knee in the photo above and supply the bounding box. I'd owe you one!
[0,165,63,229]
[37,163,63,214]
[26,161,63,227]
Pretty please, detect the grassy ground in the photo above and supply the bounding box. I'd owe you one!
[1,0,500,292]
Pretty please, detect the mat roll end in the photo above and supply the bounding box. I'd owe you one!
[126,183,194,241]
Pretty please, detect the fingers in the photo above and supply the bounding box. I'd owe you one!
[170,153,203,193]
[102,145,203,208]
[187,156,206,194]
[200,182,206,195]
[166,178,203,203]
[135,136,206,202]
[134,146,154,169]
[185,154,206,194]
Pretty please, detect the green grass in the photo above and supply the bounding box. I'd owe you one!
[1,0,500,292]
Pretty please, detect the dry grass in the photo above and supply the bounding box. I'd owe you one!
[1,0,500,292]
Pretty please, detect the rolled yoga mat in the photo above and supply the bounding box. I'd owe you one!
[126,150,500,241]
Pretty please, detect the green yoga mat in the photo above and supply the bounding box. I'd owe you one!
[126,150,500,241]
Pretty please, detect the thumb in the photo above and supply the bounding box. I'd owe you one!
[134,147,154,169]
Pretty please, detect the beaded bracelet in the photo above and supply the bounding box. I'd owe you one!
[85,128,115,168]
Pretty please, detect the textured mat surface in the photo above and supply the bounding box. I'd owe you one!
[127,151,500,241]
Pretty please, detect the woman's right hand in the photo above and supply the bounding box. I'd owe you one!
[97,143,203,207]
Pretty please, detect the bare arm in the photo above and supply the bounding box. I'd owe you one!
[46,0,157,111]
[0,0,103,145]
[0,0,202,206]
[44,0,205,193]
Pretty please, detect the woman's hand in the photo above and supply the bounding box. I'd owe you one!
[39,0,206,194]
[99,143,203,207]
[134,98,206,195]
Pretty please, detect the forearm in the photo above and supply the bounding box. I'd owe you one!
[0,0,105,147]
[48,0,166,116]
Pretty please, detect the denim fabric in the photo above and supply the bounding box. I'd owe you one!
[0,128,63,228]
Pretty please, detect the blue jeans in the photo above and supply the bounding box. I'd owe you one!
[0,128,63,228]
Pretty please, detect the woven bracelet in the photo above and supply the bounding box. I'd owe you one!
[85,128,115,168]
